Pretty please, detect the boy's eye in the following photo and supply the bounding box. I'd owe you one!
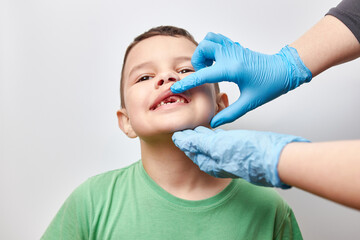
[137,75,153,83]
[178,68,194,74]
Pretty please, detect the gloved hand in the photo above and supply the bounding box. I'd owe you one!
[171,33,312,128]
[172,126,310,188]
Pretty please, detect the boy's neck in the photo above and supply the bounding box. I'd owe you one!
[140,134,231,201]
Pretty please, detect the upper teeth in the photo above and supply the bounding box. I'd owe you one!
[157,98,185,108]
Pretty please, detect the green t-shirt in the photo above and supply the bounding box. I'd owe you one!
[42,161,302,240]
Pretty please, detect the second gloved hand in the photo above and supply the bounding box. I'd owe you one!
[172,126,309,188]
[171,33,312,128]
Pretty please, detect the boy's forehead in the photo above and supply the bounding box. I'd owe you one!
[124,36,197,77]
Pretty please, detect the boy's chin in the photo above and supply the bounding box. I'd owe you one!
[138,123,211,140]
[160,123,211,134]
[161,121,211,132]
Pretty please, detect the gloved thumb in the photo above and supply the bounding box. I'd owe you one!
[211,94,253,128]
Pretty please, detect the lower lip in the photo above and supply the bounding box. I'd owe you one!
[152,102,188,111]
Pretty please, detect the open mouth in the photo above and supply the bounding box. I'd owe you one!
[150,91,190,111]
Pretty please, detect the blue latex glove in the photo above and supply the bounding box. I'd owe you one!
[172,126,310,188]
[171,33,312,128]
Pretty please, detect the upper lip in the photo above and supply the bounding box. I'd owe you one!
[150,89,190,110]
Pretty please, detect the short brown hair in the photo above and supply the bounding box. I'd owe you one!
[120,25,219,108]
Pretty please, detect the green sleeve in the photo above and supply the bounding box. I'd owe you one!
[41,182,92,240]
[274,207,303,240]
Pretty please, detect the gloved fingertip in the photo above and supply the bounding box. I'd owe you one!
[204,32,217,40]
[211,114,234,128]
[171,131,179,140]
[172,131,186,143]
[194,126,213,134]
[171,136,179,146]
[170,83,183,93]
[210,118,222,128]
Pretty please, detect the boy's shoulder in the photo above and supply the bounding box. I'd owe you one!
[72,161,141,198]
[89,160,140,182]
[230,179,298,239]
[231,178,290,211]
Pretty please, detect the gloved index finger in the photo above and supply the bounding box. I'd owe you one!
[171,73,201,93]
[171,65,222,93]
[171,40,223,93]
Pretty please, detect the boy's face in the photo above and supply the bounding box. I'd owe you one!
[118,36,227,139]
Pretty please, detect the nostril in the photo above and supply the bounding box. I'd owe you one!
[158,80,164,86]
[169,77,176,82]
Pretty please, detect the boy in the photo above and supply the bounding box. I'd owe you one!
[42,26,302,239]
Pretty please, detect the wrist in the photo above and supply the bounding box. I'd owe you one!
[271,134,310,189]
[277,142,306,188]
[279,46,313,92]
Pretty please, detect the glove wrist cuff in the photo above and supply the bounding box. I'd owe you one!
[271,135,311,189]
[280,45,313,91]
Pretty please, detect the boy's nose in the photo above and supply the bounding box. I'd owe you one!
[155,72,180,89]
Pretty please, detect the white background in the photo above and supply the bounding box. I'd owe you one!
[1,0,359,239]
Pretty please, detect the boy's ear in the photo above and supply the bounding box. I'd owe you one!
[215,92,229,113]
[116,109,137,138]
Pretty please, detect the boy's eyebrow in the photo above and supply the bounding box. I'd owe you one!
[128,56,192,78]
[128,61,153,78]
